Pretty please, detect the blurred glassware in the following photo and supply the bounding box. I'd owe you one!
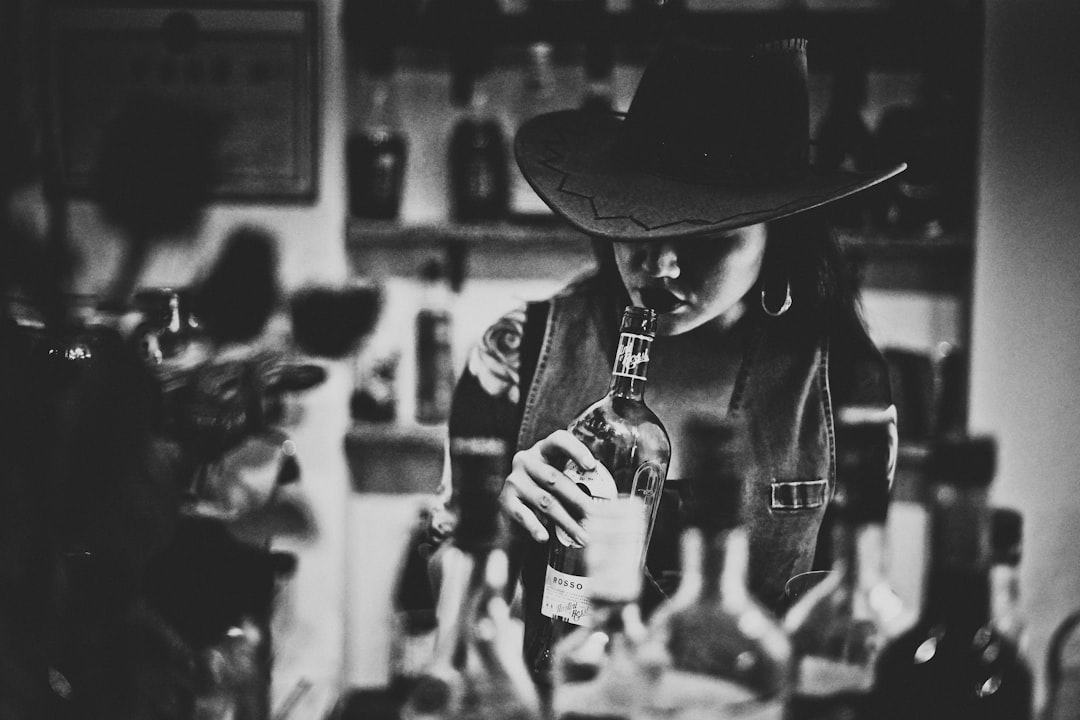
[289,281,383,359]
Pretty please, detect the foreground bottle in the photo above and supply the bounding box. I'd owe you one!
[869,435,1033,720]
[784,406,912,719]
[643,415,791,719]
[989,506,1026,653]
[525,306,671,681]
[402,437,543,720]
[551,496,655,720]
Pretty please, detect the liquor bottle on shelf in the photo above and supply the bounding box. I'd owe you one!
[989,507,1026,652]
[523,305,671,683]
[641,414,791,720]
[509,41,559,220]
[347,45,408,220]
[415,260,456,425]
[784,406,912,720]
[871,68,973,240]
[813,56,874,230]
[581,35,616,114]
[869,435,1034,720]
[550,496,656,720]
[402,438,543,720]
[448,57,509,223]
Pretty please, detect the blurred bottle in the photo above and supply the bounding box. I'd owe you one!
[641,415,791,719]
[348,45,408,220]
[989,507,1026,652]
[933,342,968,440]
[550,496,655,720]
[813,55,874,230]
[581,35,616,114]
[509,41,559,220]
[1044,608,1080,720]
[415,260,456,425]
[131,286,202,367]
[448,57,509,223]
[784,406,912,720]
[524,306,670,684]
[872,69,973,240]
[402,437,543,720]
[869,436,1034,720]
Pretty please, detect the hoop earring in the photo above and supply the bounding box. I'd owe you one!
[761,279,792,317]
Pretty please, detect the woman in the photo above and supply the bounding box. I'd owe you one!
[441,31,902,653]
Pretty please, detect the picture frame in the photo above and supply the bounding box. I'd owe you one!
[44,1,319,202]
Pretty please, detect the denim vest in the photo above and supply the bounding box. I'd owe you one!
[514,277,835,632]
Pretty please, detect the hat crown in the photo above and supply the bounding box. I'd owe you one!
[616,35,810,186]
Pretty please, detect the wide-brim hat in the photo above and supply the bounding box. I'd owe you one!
[514,33,906,241]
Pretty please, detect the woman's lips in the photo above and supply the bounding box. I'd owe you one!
[638,287,686,314]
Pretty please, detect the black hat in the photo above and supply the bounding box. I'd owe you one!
[514,32,905,241]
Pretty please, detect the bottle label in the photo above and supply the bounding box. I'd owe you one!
[612,333,651,381]
[648,670,782,720]
[540,565,590,624]
[555,460,618,548]
[795,656,873,695]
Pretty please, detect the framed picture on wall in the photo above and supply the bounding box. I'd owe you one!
[45,1,319,202]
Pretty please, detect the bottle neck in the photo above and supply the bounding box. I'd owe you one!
[588,597,645,637]
[608,330,653,400]
[682,527,751,603]
[363,72,402,132]
[923,484,992,626]
[830,518,888,594]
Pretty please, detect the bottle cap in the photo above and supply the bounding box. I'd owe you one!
[684,413,748,532]
[620,305,658,337]
[585,496,646,601]
[449,437,509,551]
[991,506,1023,566]
[833,405,895,524]
[929,434,997,488]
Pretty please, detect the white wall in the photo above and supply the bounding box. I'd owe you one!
[972,0,1080,708]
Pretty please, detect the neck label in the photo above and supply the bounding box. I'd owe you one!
[614,333,652,380]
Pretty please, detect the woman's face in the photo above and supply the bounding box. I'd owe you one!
[613,223,767,336]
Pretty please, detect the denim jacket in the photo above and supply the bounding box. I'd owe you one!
[445,273,893,643]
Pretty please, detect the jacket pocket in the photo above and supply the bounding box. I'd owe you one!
[769,478,828,512]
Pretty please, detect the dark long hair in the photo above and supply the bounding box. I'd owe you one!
[754,208,866,340]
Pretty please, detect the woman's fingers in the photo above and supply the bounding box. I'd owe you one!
[540,429,598,474]
[497,430,599,545]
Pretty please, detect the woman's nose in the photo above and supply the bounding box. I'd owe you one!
[638,241,681,279]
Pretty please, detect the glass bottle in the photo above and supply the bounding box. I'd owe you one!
[402,437,543,720]
[525,306,671,682]
[642,414,791,720]
[581,36,616,114]
[509,41,559,219]
[784,406,913,720]
[989,507,1026,652]
[813,56,873,230]
[415,260,456,425]
[347,45,408,220]
[550,496,656,720]
[869,435,1034,720]
[448,60,509,223]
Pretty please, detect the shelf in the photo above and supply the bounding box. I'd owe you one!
[344,1,983,73]
[346,219,971,293]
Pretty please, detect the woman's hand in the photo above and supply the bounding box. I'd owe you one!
[501,430,596,545]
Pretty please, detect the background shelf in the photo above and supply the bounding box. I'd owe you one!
[346,219,972,293]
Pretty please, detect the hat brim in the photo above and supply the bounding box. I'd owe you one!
[515,109,906,241]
